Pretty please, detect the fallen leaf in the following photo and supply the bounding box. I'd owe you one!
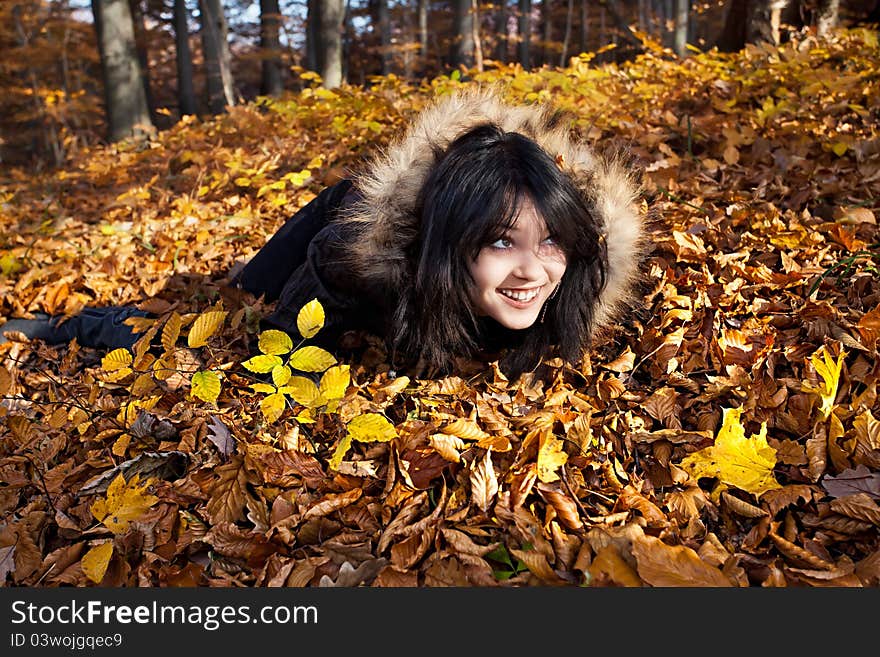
[632,535,732,587]
[470,448,498,512]
[90,473,159,534]
[679,406,781,501]
[81,542,114,584]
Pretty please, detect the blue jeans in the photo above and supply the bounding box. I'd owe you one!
[0,306,149,350]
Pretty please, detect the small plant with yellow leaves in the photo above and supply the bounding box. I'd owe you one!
[241,298,351,424]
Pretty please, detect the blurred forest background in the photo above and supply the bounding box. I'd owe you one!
[2,0,879,170]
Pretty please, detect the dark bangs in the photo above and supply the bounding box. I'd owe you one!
[389,122,609,379]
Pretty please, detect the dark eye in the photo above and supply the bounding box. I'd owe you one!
[489,237,513,249]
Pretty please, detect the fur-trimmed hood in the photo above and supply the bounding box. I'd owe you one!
[343,86,647,335]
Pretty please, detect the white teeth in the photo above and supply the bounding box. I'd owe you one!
[499,288,540,302]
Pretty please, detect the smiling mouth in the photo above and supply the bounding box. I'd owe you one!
[498,287,542,305]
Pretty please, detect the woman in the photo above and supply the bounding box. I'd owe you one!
[0,87,647,380]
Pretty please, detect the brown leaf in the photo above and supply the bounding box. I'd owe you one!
[830,493,880,526]
[373,565,420,587]
[806,427,828,482]
[317,559,388,587]
[632,535,732,587]
[302,488,363,522]
[441,528,498,557]
[761,485,815,516]
[469,448,498,512]
[510,548,568,585]
[538,485,584,531]
[588,545,643,587]
[822,464,880,500]
[768,533,836,570]
[721,491,768,518]
[390,527,435,570]
[205,456,249,525]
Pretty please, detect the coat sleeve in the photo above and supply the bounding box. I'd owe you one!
[260,219,383,351]
[232,179,355,303]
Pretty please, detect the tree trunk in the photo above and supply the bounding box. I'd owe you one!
[319,0,345,87]
[172,0,197,116]
[306,0,320,73]
[518,0,531,67]
[418,0,428,70]
[343,0,352,81]
[127,0,155,121]
[90,0,154,142]
[561,0,574,65]
[816,0,839,36]
[495,0,509,61]
[541,0,552,65]
[451,0,475,69]
[716,0,790,51]
[260,0,283,96]
[579,0,588,53]
[199,0,235,113]
[472,0,484,70]
[674,0,688,55]
[378,0,392,74]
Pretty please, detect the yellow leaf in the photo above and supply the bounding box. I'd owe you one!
[187,310,228,348]
[251,383,276,394]
[272,364,292,387]
[679,407,781,501]
[191,370,221,404]
[329,433,354,471]
[289,345,336,372]
[279,376,325,407]
[258,329,293,355]
[82,542,114,584]
[297,299,325,339]
[319,364,350,400]
[537,431,568,483]
[242,354,283,373]
[347,413,397,443]
[90,473,158,534]
[260,392,287,423]
[0,254,22,276]
[111,433,131,457]
[161,312,181,353]
[102,348,133,372]
[831,141,848,157]
[805,346,845,420]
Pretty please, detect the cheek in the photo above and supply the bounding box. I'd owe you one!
[469,255,506,290]
[547,255,567,282]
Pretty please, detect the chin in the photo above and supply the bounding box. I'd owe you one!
[494,314,539,331]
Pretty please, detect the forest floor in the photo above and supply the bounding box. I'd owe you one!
[1,28,879,587]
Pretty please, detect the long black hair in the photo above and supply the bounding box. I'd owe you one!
[388,122,608,379]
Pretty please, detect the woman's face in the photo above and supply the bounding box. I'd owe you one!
[467,198,567,330]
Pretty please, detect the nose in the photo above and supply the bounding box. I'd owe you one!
[512,247,545,281]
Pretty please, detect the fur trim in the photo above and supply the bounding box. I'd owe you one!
[344,85,646,334]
